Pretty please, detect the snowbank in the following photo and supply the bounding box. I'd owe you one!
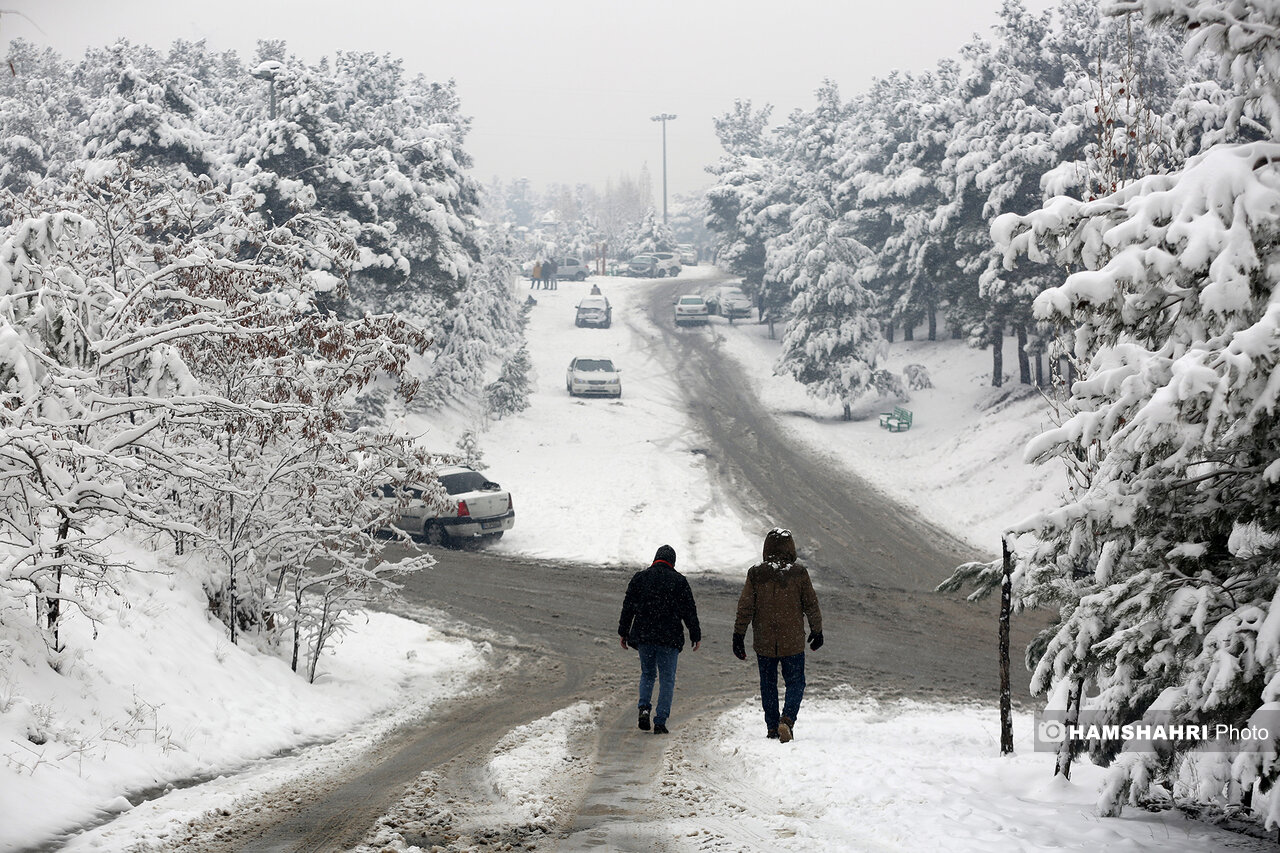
[0,537,487,851]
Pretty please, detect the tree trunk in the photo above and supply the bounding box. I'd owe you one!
[1054,678,1085,779]
[885,323,895,343]
[991,323,1004,387]
[47,516,72,654]
[904,320,915,342]
[1034,351,1044,388]
[1016,325,1031,385]
[927,304,937,341]
[1000,538,1014,755]
[842,402,852,421]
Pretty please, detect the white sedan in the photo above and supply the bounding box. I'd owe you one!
[566,357,622,398]
[674,294,709,326]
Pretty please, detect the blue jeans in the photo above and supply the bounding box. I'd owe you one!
[636,644,680,726]
[757,652,805,731]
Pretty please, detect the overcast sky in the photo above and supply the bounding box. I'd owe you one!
[6,0,1054,202]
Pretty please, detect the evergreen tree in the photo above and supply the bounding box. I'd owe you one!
[776,199,884,420]
[948,0,1280,820]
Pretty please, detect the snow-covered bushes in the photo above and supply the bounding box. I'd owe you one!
[0,161,440,679]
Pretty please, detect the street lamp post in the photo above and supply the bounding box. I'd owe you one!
[651,113,677,224]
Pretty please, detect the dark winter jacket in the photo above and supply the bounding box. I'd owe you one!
[618,559,701,651]
[734,529,822,658]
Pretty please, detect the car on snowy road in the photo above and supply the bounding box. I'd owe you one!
[708,285,753,321]
[566,356,622,398]
[575,295,613,328]
[650,251,682,277]
[626,254,658,277]
[379,465,515,546]
[673,294,709,326]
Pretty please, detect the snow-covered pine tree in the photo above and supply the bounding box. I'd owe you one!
[485,345,533,420]
[0,40,75,192]
[623,208,678,258]
[837,69,949,341]
[80,43,212,178]
[963,0,1280,822]
[776,198,884,420]
[763,81,858,326]
[704,99,785,292]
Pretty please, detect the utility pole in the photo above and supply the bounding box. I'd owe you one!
[251,60,282,119]
[650,113,677,224]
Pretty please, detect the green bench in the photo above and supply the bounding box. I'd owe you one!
[878,405,913,432]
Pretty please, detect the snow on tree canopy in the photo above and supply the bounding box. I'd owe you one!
[987,130,1280,820]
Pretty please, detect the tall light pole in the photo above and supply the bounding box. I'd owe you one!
[651,113,677,224]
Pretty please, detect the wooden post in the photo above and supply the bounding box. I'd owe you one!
[1000,535,1014,755]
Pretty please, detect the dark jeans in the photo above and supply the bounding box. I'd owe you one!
[757,652,805,731]
[636,643,680,726]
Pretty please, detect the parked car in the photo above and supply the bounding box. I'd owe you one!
[650,251,682,277]
[626,254,657,277]
[709,285,753,320]
[575,296,612,328]
[678,244,698,265]
[674,294,709,326]
[523,257,590,281]
[626,252,681,277]
[380,465,515,546]
[566,356,622,398]
[555,257,591,281]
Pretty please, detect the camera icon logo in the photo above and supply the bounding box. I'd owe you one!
[1038,719,1066,743]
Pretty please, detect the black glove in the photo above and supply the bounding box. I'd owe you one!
[732,633,746,660]
[808,631,824,651]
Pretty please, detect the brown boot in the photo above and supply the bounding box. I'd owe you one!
[777,716,794,743]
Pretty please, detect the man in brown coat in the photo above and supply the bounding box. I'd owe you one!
[732,528,823,743]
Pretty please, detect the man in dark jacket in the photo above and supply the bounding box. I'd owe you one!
[618,544,701,734]
[732,528,823,743]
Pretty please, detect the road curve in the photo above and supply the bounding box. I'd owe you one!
[134,271,1032,852]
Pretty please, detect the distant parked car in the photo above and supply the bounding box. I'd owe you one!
[566,356,622,398]
[650,251,682,277]
[523,257,590,281]
[678,244,698,265]
[575,295,612,328]
[674,294,709,326]
[555,257,590,281]
[379,465,515,546]
[626,255,657,277]
[709,286,753,321]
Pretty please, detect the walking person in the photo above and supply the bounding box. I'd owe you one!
[546,258,558,290]
[732,528,823,743]
[531,260,542,289]
[618,545,701,735]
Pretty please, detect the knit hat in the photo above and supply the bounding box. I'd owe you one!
[653,544,677,567]
[763,528,796,565]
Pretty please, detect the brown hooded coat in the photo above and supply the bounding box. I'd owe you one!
[733,529,823,658]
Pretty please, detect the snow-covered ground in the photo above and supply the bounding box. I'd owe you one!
[2,267,1260,852]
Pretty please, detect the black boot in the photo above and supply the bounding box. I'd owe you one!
[638,707,651,731]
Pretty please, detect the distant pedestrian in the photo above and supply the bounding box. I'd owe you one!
[546,258,558,290]
[531,261,542,289]
[619,545,701,735]
[732,528,823,743]
[590,283,602,295]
